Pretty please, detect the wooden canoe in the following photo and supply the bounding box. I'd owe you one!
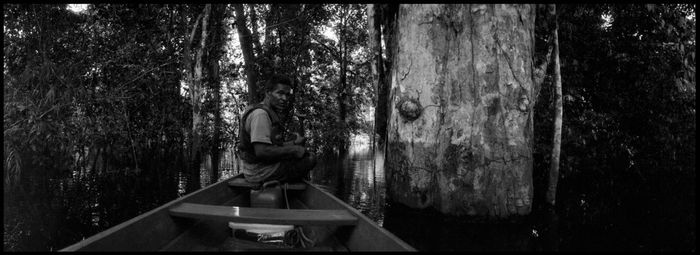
[60,174,416,251]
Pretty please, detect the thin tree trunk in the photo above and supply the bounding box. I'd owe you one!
[182,8,202,193]
[369,4,388,148]
[248,4,262,56]
[368,3,378,152]
[188,4,211,192]
[337,6,349,152]
[274,17,284,72]
[209,4,226,185]
[379,4,398,150]
[546,4,562,206]
[263,5,278,54]
[533,4,556,99]
[290,5,311,136]
[234,4,259,104]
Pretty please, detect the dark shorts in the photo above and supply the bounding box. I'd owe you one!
[263,152,317,183]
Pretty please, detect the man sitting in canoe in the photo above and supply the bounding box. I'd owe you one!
[237,74,317,184]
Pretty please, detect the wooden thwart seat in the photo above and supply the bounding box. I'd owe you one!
[227,177,307,191]
[169,203,358,226]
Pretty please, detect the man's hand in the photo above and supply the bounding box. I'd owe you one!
[292,145,307,158]
[253,143,306,160]
[292,132,307,145]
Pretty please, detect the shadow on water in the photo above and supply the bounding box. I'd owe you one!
[308,134,695,251]
[307,136,561,251]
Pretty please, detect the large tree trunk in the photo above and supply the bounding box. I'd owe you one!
[385,4,536,217]
[546,4,562,206]
[234,4,259,104]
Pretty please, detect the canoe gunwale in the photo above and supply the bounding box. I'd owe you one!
[301,180,416,251]
[59,174,416,251]
[59,175,240,251]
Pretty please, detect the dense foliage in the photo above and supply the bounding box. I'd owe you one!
[3,4,203,250]
[3,4,373,250]
[532,4,695,249]
[2,3,694,251]
[240,4,372,154]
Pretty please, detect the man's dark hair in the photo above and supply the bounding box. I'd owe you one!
[264,74,293,92]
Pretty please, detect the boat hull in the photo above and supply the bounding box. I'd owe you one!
[60,174,415,251]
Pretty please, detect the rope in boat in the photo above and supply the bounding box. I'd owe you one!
[282,183,315,248]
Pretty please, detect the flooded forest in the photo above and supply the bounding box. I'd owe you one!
[3,4,695,251]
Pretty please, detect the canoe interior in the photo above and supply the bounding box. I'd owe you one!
[60,174,415,251]
[161,189,349,251]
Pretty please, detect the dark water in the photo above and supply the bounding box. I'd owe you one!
[308,139,544,251]
[3,170,182,251]
[3,137,694,251]
[3,151,239,251]
[308,137,695,252]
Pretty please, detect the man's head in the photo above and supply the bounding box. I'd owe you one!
[263,74,293,112]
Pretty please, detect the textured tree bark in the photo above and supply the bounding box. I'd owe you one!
[385,4,537,217]
[546,4,562,206]
[234,4,259,104]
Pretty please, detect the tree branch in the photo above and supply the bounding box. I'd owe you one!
[188,13,203,49]
[534,40,554,86]
[533,4,557,98]
[310,34,342,61]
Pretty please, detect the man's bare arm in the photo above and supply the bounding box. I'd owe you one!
[253,142,306,161]
[283,132,306,146]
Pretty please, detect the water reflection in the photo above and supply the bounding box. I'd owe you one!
[177,172,187,196]
[7,134,688,251]
[4,167,182,251]
[175,149,241,197]
[309,134,387,225]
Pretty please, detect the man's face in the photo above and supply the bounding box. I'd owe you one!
[267,83,292,112]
